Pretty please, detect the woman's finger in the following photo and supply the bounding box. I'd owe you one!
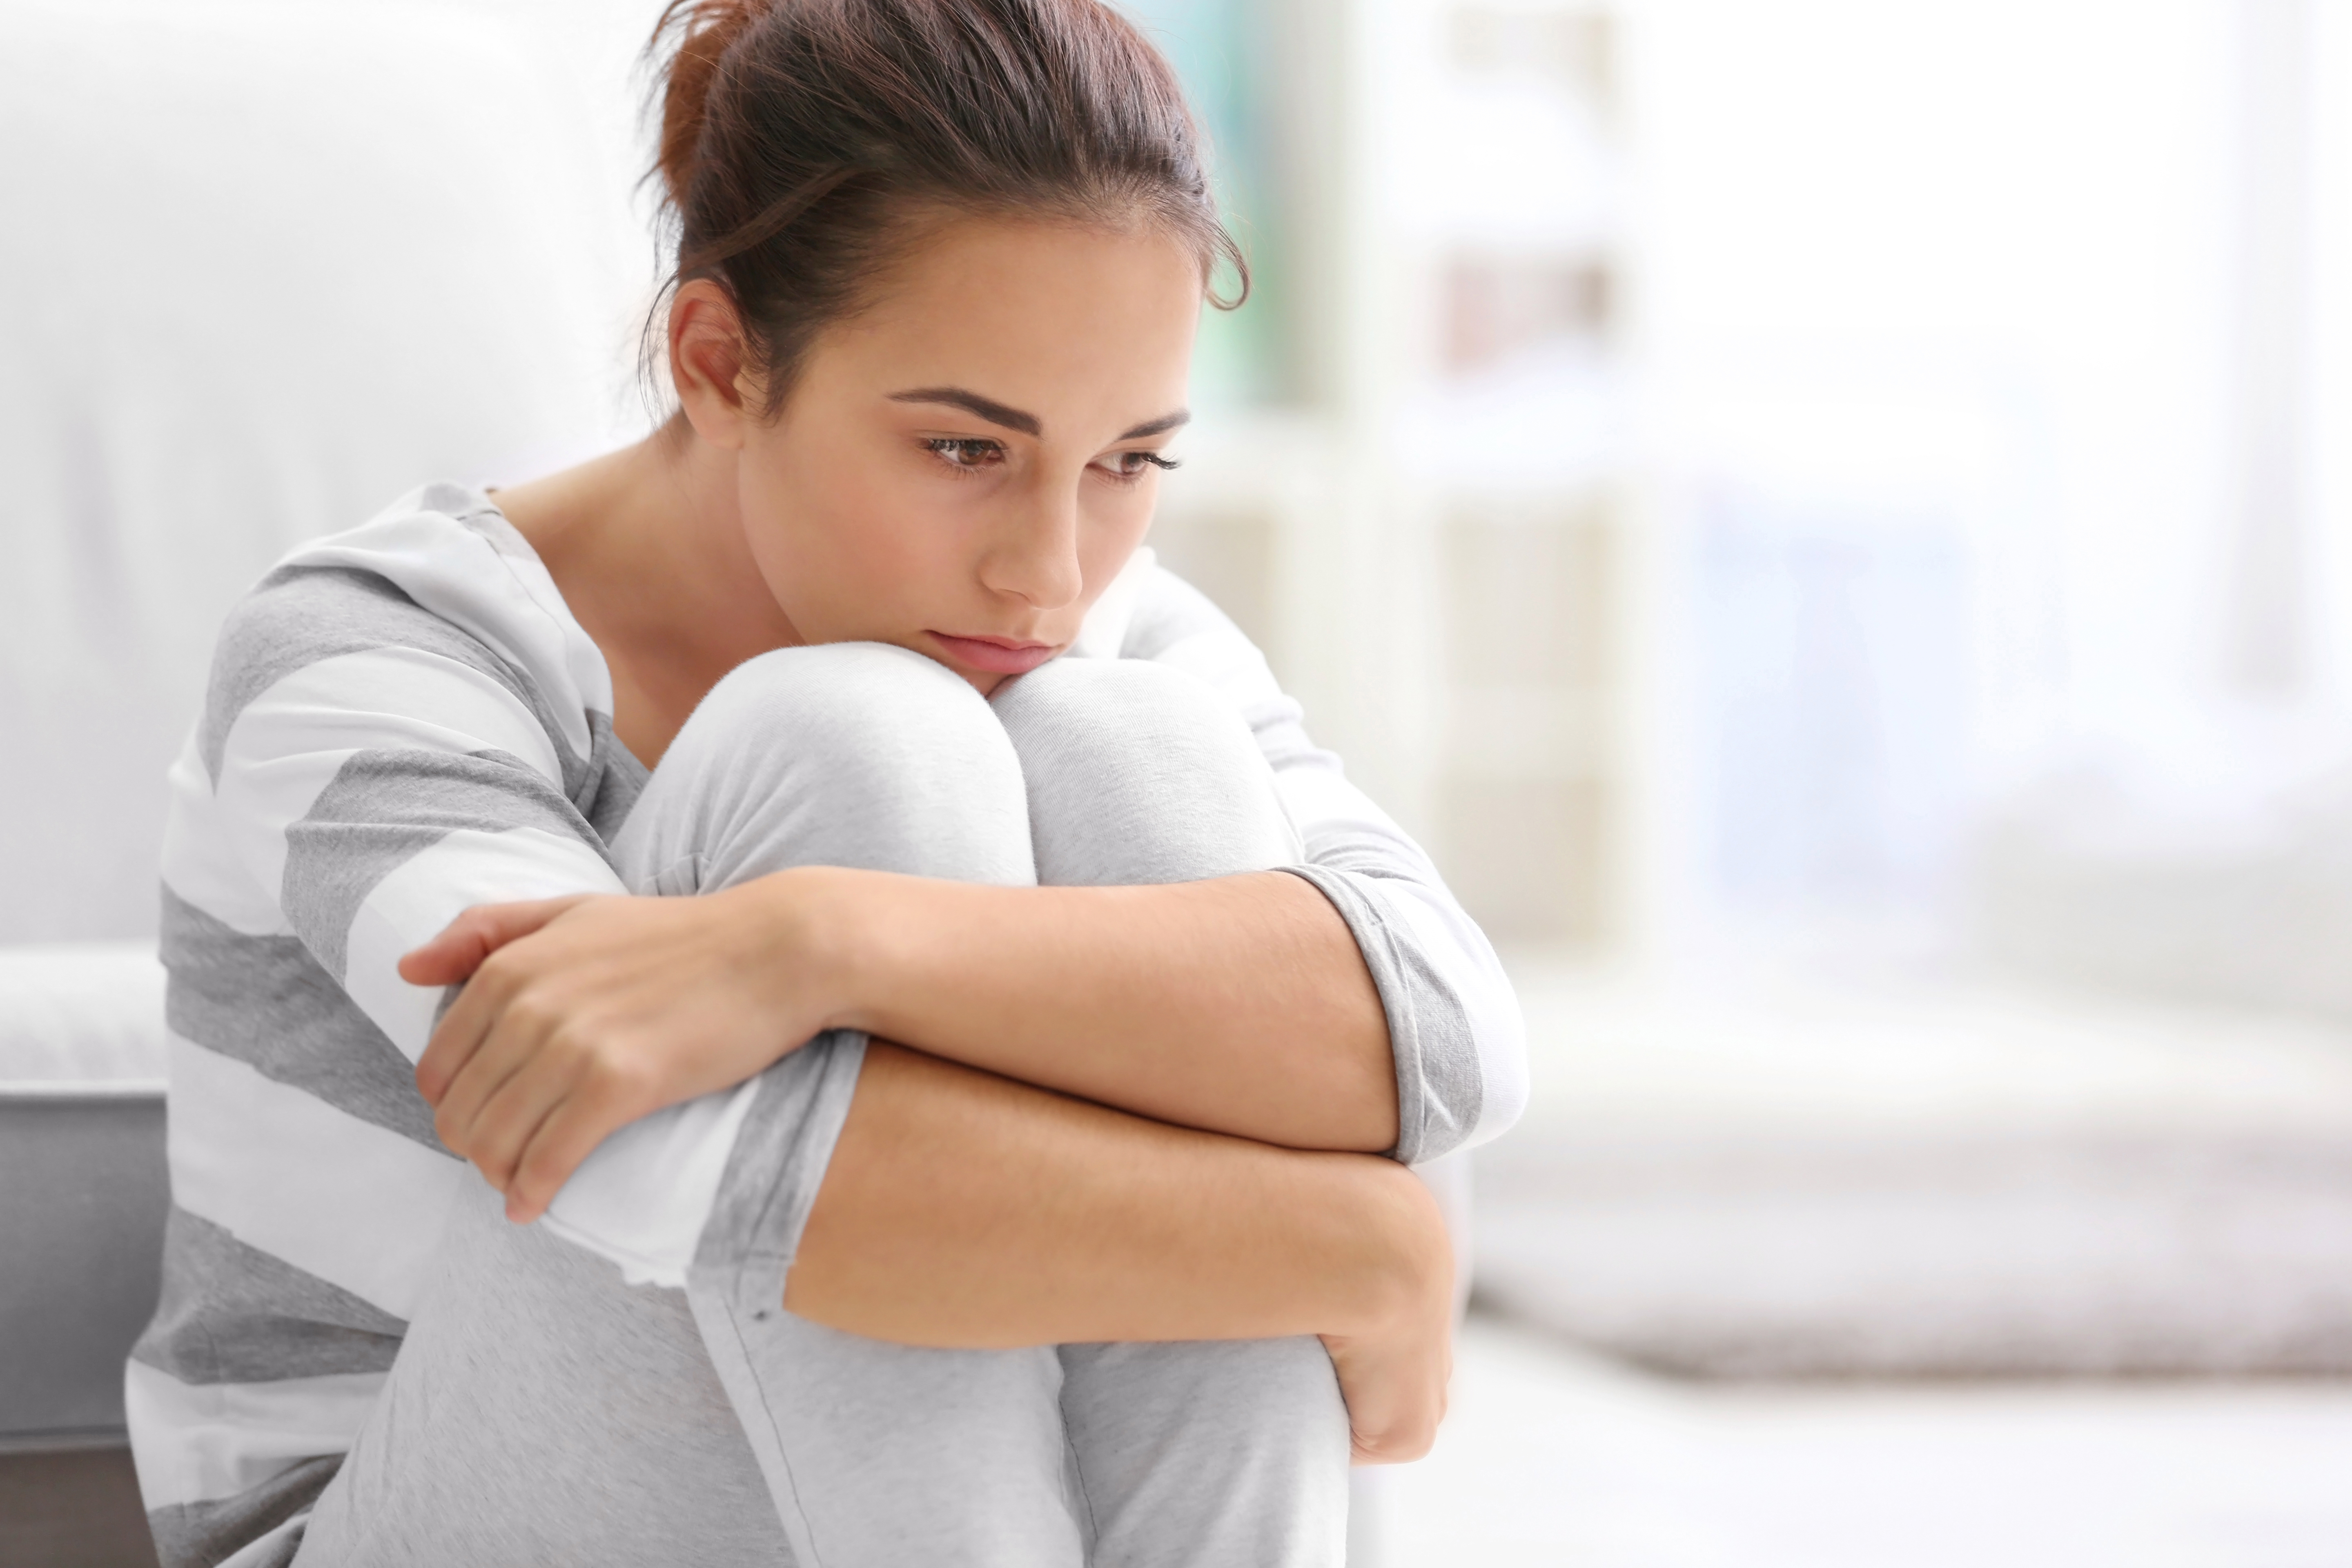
[457,1033,586,1195]
[413,950,517,1107]
[398,896,595,987]
[502,1071,647,1223]
[430,984,564,1157]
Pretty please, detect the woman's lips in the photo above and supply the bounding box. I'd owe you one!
[927,631,1060,675]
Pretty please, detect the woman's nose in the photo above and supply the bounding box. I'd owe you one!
[980,483,1085,610]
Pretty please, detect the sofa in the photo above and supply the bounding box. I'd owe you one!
[1,3,652,1558]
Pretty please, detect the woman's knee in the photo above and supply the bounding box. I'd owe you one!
[627,642,1033,890]
[991,658,1298,887]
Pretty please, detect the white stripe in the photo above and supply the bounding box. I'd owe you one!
[285,501,604,762]
[542,1074,763,1288]
[286,645,565,784]
[125,1358,381,1510]
[343,826,624,1062]
[214,646,566,900]
[166,1032,465,1319]
[161,733,286,937]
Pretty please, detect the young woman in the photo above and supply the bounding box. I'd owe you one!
[129,2,1523,1564]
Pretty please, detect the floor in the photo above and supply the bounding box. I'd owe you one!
[1368,1314,2352,1568]
[11,1333,2350,1567]
[1470,958,2352,1381]
[0,1445,157,1568]
[20,956,2352,1568]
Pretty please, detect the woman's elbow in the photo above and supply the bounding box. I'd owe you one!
[1313,994,1401,1154]
[1334,1059,1401,1156]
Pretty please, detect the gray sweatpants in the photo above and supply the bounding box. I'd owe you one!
[295,645,1351,1568]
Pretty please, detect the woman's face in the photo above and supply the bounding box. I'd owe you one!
[707,216,1203,695]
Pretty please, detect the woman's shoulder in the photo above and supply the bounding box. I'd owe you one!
[1084,549,1255,661]
[199,483,610,771]
[1112,557,1276,680]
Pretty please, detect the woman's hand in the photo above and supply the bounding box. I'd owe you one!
[1319,1180,1456,1465]
[779,1036,1457,1458]
[399,873,851,1221]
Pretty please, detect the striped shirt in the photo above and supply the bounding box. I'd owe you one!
[129,482,1525,1568]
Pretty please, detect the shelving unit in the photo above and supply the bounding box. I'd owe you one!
[1146,0,1634,949]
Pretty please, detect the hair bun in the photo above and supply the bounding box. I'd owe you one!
[637,0,1243,414]
[653,0,775,215]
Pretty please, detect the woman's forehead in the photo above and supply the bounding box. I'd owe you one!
[811,216,1200,429]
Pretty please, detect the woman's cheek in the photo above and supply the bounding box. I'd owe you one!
[840,491,967,632]
[1085,490,1155,582]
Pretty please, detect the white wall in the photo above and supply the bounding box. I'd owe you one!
[0,0,665,942]
[1609,0,2346,967]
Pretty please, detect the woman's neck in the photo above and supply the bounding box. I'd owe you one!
[494,421,803,766]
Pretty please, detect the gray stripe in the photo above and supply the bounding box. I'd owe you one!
[690,1030,869,1317]
[147,1452,338,1568]
[162,887,450,1153]
[415,478,496,522]
[1280,862,1482,1166]
[198,563,585,797]
[132,1205,405,1386]
[281,746,608,983]
[581,708,650,842]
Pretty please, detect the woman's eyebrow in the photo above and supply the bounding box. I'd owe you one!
[889,387,1041,436]
[888,388,1190,443]
[1118,409,1191,440]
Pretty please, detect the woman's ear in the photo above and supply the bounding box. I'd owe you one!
[669,280,758,450]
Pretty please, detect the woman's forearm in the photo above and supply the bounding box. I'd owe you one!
[797,867,1399,1154]
[791,1040,1454,1462]
[786,1040,1436,1348]
[404,866,1396,1226]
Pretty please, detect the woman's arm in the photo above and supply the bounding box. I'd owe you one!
[406,865,1392,1233]
[410,561,1525,1218]
[824,866,1396,1150]
[409,911,1453,1461]
[1116,565,1528,1165]
[839,564,1525,1166]
[791,1040,1453,1463]
[200,513,1450,1461]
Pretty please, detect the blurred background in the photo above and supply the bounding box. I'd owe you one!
[7,0,2352,1563]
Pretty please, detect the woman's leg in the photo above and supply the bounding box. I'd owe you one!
[992,658,1353,1568]
[300,644,1085,1568]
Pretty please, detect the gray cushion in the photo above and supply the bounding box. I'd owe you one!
[0,1092,168,1441]
[1,942,172,1442]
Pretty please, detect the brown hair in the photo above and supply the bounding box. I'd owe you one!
[647,0,1247,416]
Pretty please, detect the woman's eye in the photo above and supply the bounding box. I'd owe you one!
[1101,450,1182,482]
[925,438,1005,472]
